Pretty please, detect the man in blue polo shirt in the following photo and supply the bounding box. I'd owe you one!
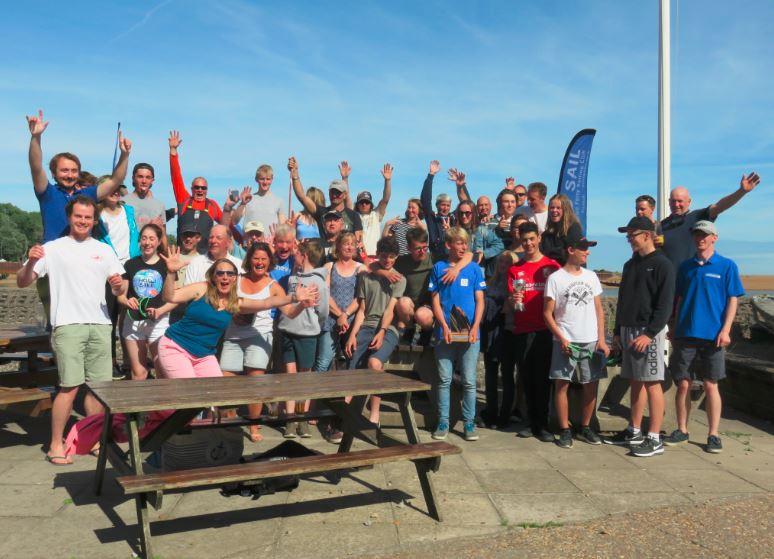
[664,221,744,454]
[26,110,131,323]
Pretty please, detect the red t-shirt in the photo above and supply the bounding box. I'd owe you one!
[170,153,223,221]
[507,255,560,334]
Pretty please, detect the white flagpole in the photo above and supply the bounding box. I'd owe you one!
[657,0,671,220]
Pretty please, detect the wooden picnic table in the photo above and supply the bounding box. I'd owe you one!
[0,327,56,411]
[87,369,460,559]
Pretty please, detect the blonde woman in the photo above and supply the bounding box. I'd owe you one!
[540,193,582,265]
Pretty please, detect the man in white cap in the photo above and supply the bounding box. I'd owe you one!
[663,220,744,454]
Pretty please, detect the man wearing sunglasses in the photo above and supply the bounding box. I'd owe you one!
[352,162,393,256]
[660,172,761,271]
[606,216,675,457]
[169,130,230,253]
[183,224,243,285]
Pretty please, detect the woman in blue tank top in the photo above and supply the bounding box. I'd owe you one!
[156,246,318,379]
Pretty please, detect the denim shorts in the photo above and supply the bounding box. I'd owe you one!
[348,326,400,369]
[220,333,273,372]
[549,340,607,384]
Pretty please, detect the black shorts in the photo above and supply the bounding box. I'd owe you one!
[281,333,319,370]
[670,338,725,382]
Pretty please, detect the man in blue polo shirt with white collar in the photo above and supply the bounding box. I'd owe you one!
[664,220,744,454]
[26,109,131,322]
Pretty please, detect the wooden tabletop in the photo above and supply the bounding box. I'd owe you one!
[0,327,50,353]
[87,369,430,414]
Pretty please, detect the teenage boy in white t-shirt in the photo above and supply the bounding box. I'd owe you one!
[17,196,126,465]
[543,230,609,449]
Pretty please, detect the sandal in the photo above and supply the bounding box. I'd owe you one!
[45,453,72,466]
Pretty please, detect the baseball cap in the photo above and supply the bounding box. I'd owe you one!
[566,227,598,249]
[691,220,717,236]
[244,220,265,234]
[617,216,655,233]
[329,180,347,193]
[356,191,373,204]
[180,225,201,236]
[323,210,342,220]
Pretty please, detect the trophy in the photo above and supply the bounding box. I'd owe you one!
[448,305,471,342]
[512,278,526,311]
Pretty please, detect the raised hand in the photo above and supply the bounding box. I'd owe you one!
[287,209,300,227]
[118,132,132,154]
[288,156,299,176]
[26,110,49,136]
[240,186,253,205]
[429,160,441,176]
[505,177,516,189]
[381,163,393,180]
[338,161,352,180]
[27,244,45,262]
[740,172,761,192]
[159,245,186,273]
[448,168,466,187]
[168,130,182,150]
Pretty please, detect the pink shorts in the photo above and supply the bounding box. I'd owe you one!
[157,336,223,379]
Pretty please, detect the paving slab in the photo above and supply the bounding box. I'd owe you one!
[561,467,666,494]
[274,522,399,559]
[587,491,691,514]
[648,467,765,494]
[474,468,579,494]
[392,492,503,526]
[462,448,551,471]
[490,492,605,525]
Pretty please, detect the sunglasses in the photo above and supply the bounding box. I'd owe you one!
[625,231,646,240]
[515,192,527,197]
[192,185,208,191]
[459,211,473,216]
[214,270,237,277]
[411,246,429,252]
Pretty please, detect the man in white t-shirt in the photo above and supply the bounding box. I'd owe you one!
[354,163,393,256]
[525,182,549,233]
[183,224,243,285]
[232,164,285,231]
[543,229,609,449]
[16,196,126,465]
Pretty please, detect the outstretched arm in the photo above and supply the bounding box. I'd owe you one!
[708,172,761,220]
[375,163,393,218]
[289,157,318,215]
[339,161,354,210]
[26,110,50,194]
[96,133,132,199]
[168,130,189,205]
[449,168,470,202]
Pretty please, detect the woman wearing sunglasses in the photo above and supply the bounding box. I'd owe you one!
[156,246,318,379]
[118,224,176,380]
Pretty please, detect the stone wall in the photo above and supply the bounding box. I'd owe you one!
[0,287,46,328]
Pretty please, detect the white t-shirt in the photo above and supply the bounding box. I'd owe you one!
[102,207,131,263]
[32,236,125,328]
[544,267,603,343]
[242,190,283,230]
[184,253,243,285]
[360,211,383,255]
[518,206,549,234]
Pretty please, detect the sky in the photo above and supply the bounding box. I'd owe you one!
[1,0,772,272]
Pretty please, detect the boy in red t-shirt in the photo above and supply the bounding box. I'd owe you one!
[507,221,560,441]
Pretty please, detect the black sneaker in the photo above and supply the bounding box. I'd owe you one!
[706,435,723,454]
[603,429,644,446]
[630,437,664,457]
[325,426,344,444]
[535,428,555,443]
[516,426,533,438]
[577,426,602,445]
[664,429,689,446]
[112,365,126,380]
[555,429,573,449]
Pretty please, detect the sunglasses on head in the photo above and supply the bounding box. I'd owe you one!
[214,270,237,277]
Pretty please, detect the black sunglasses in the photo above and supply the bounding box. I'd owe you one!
[214,270,237,277]
[192,185,208,191]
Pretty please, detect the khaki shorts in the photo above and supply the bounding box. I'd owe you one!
[51,324,113,387]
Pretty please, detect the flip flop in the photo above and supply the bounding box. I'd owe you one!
[89,447,100,458]
[45,454,72,466]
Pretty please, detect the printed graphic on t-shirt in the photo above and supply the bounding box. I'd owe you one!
[562,280,594,307]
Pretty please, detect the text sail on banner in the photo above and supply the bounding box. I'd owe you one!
[557,128,596,234]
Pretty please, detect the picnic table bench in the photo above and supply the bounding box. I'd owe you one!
[87,369,459,559]
[0,327,55,412]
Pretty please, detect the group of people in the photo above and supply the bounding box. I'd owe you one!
[19,110,761,464]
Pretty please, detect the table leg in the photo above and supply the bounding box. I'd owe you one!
[127,413,154,559]
[323,395,375,452]
[93,411,112,495]
[399,392,443,521]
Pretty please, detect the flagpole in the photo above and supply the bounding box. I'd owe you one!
[657,0,671,220]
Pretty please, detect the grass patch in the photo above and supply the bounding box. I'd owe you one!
[62,498,73,505]
[517,521,563,529]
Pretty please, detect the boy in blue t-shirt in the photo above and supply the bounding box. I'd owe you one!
[428,227,486,442]
[664,221,744,454]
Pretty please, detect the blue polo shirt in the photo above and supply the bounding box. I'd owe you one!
[36,183,99,243]
[428,261,486,339]
[675,251,744,340]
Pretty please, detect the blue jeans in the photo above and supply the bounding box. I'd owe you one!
[435,340,480,424]
[314,330,336,372]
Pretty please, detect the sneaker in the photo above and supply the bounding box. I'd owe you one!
[432,422,449,440]
[603,429,645,446]
[577,426,602,445]
[297,421,311,438]
[516,426,533,438]
[112,365,126,381]
[463,422,479,441]
[282,422,298,439]
[630,437,664,457]
[706,435,723,454]
[324,426,344,444]
[535,428,555,443]
[555,428,573,449]
[664,429,689,446]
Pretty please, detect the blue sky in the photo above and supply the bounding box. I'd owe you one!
[1,1,772,272]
